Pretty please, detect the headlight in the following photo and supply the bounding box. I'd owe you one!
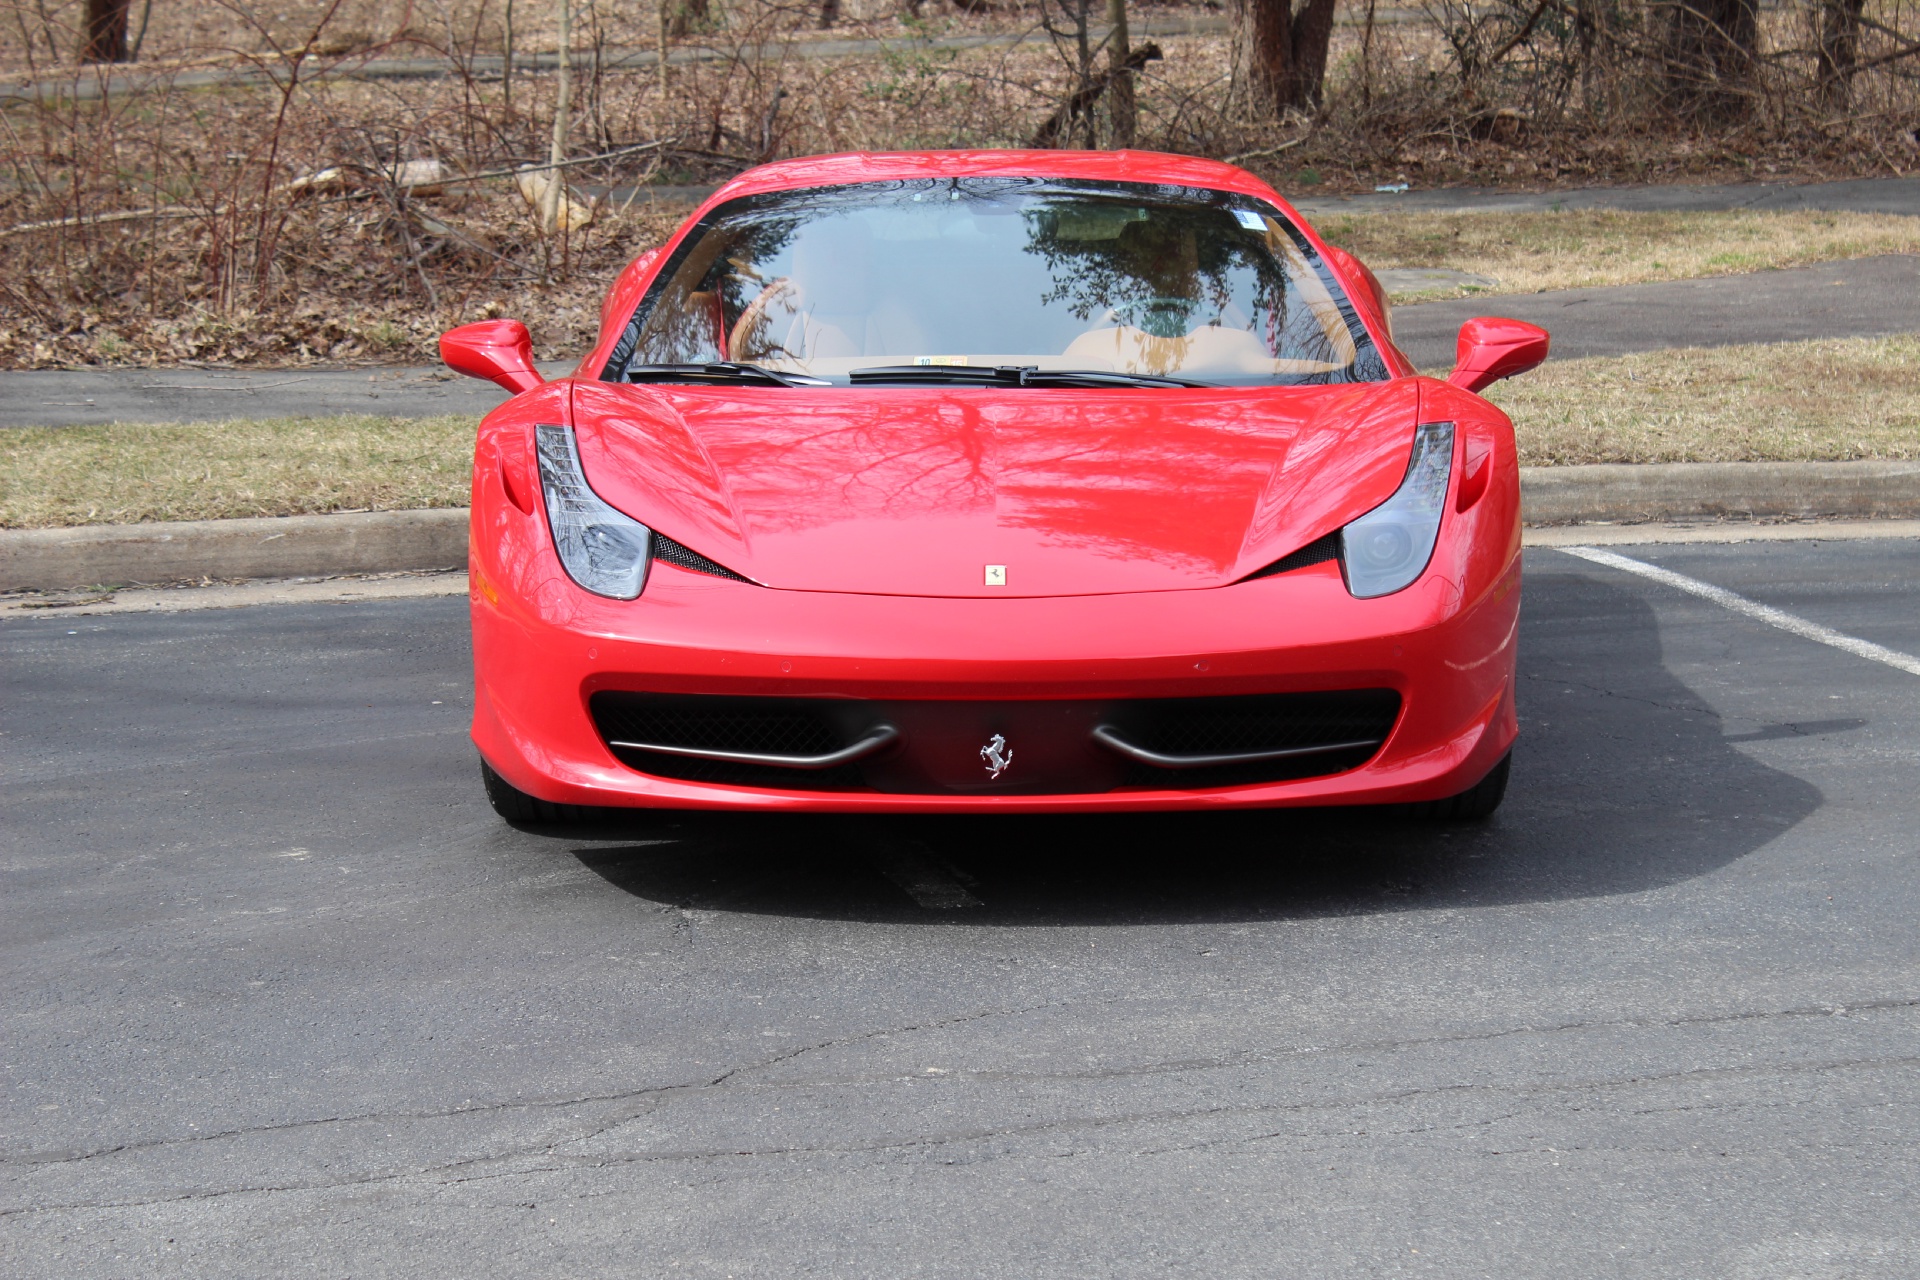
[534,424,651,599]
[1340,421,1454,599]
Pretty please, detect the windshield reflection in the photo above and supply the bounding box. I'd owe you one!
[610,179,1386,387]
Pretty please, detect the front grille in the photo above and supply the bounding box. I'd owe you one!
[588,689,1400,794]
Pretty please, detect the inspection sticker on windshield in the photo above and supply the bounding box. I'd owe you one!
[1233,209,1268,231]
[913,356,970,366]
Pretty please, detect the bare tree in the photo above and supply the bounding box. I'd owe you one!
[1106,0,1136,147]
[1040,0,1100,147]
[1661,0,1759,120]
[1815,0,1868,105]
[1234,0,1338,117]
[82,0,131,63]
[503,0,517,111]
[544,0,573,233]
[678,0,711,36]
[128,0,153,59]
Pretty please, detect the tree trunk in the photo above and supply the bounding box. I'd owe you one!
[1105,0,1136,147]
[1288,0,1337,106]
[1574,0,1595,109]
[128,0,152,59]
[543,0,572,235]
[1235,0,1339,118]
[1237,0,1293,118]
[1661,0,1758,121]
[1815,0,1866,105]
[670,0,708,35]
[503,0,515,111]
[82,0,131,63]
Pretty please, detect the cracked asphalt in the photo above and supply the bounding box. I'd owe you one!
[4,538,1919,1277]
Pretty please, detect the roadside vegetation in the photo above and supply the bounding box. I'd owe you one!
[1486,334,1920,465]
[5,332,1916,527]
[3,0,1917,369]
[1329,209,1920,300]
[0,413,473,526]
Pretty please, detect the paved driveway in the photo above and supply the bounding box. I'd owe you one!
[1392,253,1920,367]
[5,538,1919,1275]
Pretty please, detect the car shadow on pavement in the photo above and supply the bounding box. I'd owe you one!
[555,572,1826,926]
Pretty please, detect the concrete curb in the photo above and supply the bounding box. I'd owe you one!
[0,509,467,591]
[3,462,1916,592]
[1520,460,1920,525]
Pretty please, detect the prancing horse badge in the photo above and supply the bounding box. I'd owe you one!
[980,733,1012,779]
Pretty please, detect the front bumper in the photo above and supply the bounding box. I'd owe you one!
[469,543,1521,812]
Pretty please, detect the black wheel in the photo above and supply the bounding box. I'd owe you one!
[1405,752,1510,821]
[481,759,592,825]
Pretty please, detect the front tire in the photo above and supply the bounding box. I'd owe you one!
[481,759,592,825]
[1405,751,1510,821]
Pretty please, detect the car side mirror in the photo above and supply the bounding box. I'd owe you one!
[1448,317,1549,394]
[441,319,544,395]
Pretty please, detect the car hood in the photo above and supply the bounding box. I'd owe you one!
[570,379,1425,597]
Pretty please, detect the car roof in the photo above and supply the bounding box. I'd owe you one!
[703,149,1286,207]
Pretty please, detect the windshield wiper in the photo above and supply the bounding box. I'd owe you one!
[625,362,830,388]
[848,364,1212,389]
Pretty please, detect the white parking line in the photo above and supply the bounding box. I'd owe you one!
[1558,545,1920,677]
[1525,519,1920,547]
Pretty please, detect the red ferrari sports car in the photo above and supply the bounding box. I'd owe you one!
[442,149,1548,821]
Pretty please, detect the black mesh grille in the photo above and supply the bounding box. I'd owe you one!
[590,692,861,788]
[593,693,842,755]
[1241,531,1342,582]
[652,534,754,583]
[1121,689,1398,755]
[1107,688,1400,788]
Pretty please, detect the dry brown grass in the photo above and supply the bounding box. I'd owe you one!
[1484,334,1920,465]
[0,413,473,527]
[1321,209,1920,300]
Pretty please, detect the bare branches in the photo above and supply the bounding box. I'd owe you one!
[2,0,1918,372]
[1028,40,1160,147]
[1224,129,1313,165]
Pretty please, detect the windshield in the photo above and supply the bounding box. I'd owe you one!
[605,178,1388,387]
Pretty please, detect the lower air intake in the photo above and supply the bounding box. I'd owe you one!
[588,689,1401,794]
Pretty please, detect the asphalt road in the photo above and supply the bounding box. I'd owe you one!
[1393,253,1920,368]
[1294,173,1920,219]
[5,538,1919,1276]
[0,362,571,429]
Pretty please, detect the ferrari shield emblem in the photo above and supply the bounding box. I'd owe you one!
[984,565,1007,586]
[980,733,1012,779]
